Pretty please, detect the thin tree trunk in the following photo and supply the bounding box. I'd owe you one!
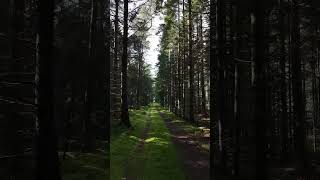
[102,0,111,147]
[199,13,206,113]
[182,0,186,119]
[288,5,294,149]
[137,43,143,108]
[209,0,215,176]
[231,4,239,176]
[178,0,182,116]
[188,0,194,122]
[312,60,317,152]
[279,0,288,161]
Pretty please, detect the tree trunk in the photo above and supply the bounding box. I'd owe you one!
[121,0,131,127]
[291,0,308,176]
[279,0,288,161]
[182,0,187,119]
[137,43,143,108]
[209,0,215,176]
[216,0,227,174]
[102,0,110,145]
[188,0,194,122]
[36,0,61,179]
[199,13,206,113]
[254,1,267,179]
[231,4,239,176]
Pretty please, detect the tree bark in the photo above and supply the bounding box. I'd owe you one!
[279,0,288,161]
[188,0,194,122]
[254,1,267,180]
[291,0,308,176]
[36,0,61,179]
[216,0,227,174]
[121,0,131,127]
[199,13,206,113]
[209,0,215,176]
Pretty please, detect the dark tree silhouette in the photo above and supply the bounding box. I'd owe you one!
[291,0,308,176]
[188,0,194,122]
[209,0,215,177]
[254,1,267,180]
[121,0,131,127]
[279,0,288,161]
[35,0,61,179]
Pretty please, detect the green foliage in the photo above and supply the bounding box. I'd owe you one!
[128,35,154,108]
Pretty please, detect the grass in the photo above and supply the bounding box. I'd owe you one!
[60,143,108,180]
[142,107,185,180]
[110,105,185,179]
[110,108,149,179]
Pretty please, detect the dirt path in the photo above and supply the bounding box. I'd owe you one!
[122,112,152,180]
[159,112,210,180]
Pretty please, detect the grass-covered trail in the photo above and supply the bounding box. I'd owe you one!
[110,104,209,180]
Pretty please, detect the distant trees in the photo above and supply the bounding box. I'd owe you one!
[155,0,210,123]
[128,35,154,108]
[153,0,320,178]
[109,0,155,127]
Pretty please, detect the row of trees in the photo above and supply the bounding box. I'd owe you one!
[5,0,320,179]
[0,0,156,178]
[110,0,156,127]
[0,0,112,179]
[209,0,320,179]
[155,0,210,124]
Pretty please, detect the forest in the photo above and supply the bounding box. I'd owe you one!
[1,0,320,180]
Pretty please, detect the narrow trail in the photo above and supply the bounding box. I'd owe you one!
[159,112,210,180]
[123,111,152,180]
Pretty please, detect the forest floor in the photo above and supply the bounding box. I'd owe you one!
[60,141,108,180]
[110,104,210,179]
[159,111,210,180]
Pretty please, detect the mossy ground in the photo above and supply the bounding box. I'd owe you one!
[110,104,185,179]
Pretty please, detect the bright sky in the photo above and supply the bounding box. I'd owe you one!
[144,14,163,78]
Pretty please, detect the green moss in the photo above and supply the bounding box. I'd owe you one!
[142,109,185,180]
[110,109,148,179]
[110,106,185,179]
